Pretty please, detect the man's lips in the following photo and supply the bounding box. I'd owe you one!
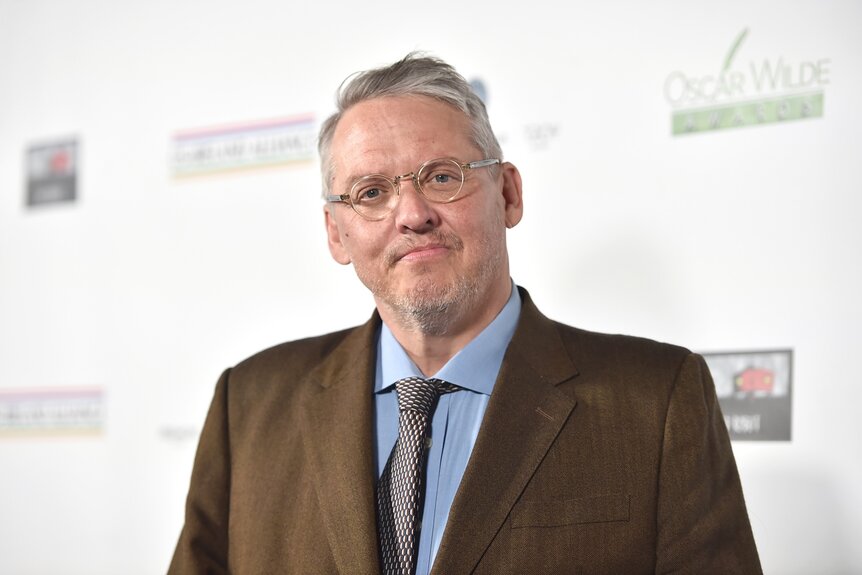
[396,244,449,262]
[385,232,464,267]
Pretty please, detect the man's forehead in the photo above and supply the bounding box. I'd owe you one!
[330,96,475,170]
[336,96,467,135]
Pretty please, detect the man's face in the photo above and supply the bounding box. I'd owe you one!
[324,95,522,335]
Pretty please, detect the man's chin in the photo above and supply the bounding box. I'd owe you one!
[379,280,466,335]
[393,283,457,313]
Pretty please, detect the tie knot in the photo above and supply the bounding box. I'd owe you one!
[394,376,458,415]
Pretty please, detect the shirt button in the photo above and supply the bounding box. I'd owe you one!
[425,436,433,449]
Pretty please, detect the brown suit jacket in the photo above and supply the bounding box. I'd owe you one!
[169,288,761,574]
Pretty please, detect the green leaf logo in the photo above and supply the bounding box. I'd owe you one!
[723,28,749,73]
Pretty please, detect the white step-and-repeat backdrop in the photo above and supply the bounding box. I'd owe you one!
[1,0,860,573]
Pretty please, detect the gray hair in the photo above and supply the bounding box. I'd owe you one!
[318,52,503,197]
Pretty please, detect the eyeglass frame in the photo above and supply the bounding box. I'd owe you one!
[325,157,501,220]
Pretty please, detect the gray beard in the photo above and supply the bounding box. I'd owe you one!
[374,233,504,337]
[383,272,484,336]
[355,212,508,336]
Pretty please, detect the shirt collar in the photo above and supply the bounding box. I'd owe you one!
[375,281,521,396]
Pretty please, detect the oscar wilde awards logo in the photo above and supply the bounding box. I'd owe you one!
[665,29,830,136]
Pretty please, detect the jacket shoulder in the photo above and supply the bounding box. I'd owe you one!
[558,322,691,357]
[554,321,695,383]
[237,325,365,372]
[517,286,693,378]
[221,318,377,398]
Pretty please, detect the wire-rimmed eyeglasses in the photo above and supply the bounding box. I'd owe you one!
[325,157,500,221]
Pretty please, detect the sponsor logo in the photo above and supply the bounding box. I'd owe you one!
[469,78,488,103]
[0,387,104,437]
[469,76,561,152]
[735,367,775,394]
[26,138,78,206]
[702,349,792,441]
[665,29,829,135]
[524,122,561,151]
[158,425,199,443]
[171,114,316,178]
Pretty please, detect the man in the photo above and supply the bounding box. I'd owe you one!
[169,53,761,574]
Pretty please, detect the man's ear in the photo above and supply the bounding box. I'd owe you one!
[324,206,351,265]
[500,162,524,228]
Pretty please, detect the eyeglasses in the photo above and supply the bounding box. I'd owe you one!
[325,157,500,221]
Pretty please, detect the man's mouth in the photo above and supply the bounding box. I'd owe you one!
[386,233,463,266]
[397,244,449,262]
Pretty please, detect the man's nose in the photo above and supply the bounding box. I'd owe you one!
[393,177,440,233]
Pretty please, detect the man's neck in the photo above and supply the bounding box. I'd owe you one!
[377,280,513,376]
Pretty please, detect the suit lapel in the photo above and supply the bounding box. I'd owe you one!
[431,291,579,575]
[299,315,382,574]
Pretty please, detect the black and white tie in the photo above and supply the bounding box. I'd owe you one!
[377,376,459,575]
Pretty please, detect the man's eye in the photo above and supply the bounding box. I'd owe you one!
[421,164,462,190]
[356,186,384,202]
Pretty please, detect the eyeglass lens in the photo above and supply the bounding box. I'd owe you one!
[349,159,465,217]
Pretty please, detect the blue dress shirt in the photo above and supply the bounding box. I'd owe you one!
[374,283,521,575]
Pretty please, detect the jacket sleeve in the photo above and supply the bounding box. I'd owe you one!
[168,369,232,575]
[655,353,762,574]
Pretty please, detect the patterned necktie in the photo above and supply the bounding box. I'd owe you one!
[377,376,459,575]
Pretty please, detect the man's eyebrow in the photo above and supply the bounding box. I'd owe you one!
[343,172,365,185]
[342,169,390,187]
